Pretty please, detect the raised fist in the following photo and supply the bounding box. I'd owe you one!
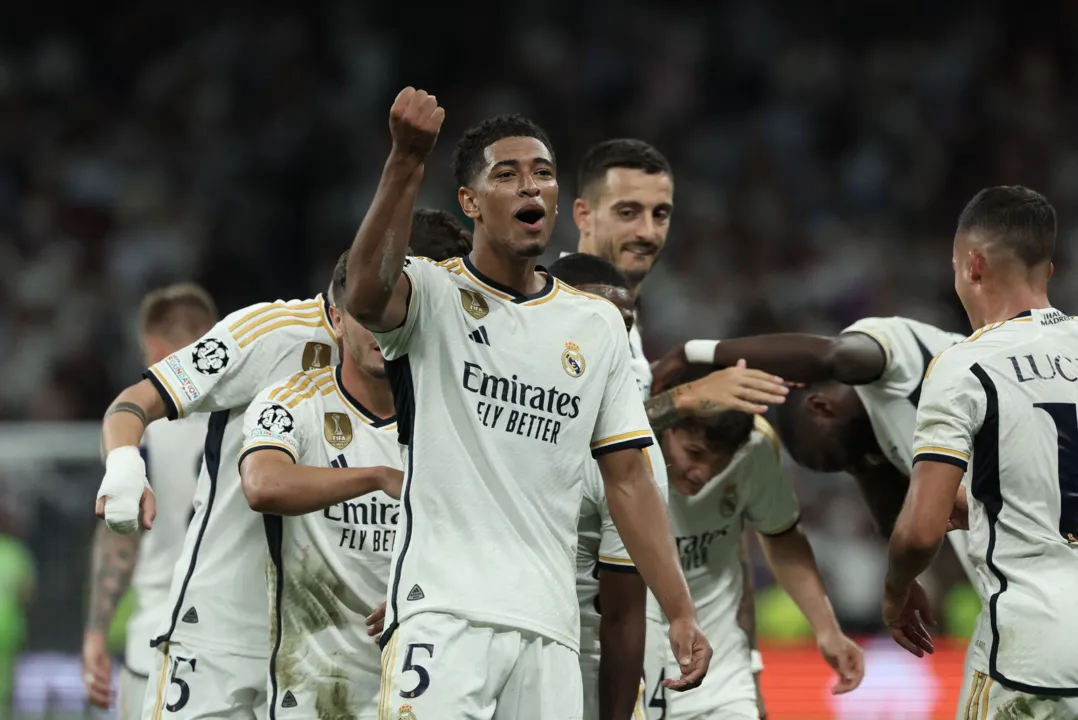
[389,87,445,161]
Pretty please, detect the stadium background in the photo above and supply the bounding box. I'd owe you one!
[1,1,1075,717]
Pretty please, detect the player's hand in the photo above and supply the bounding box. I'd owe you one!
[650,346,690,394]
[389,87,445,161]
[96,446,155,532]
[816,629,865,694]
[377,467,405,501]
[82,630,112,709]
[753,672,768,719]
[664,617,712,691]
[679,359,788,417]
[947,484,969,531]
[882,579,935,658]
[366,602,386,642]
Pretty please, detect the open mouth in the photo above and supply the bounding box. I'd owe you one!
[515,205,546,231]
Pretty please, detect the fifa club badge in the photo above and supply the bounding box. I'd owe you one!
[397,704,417,720]
[562,341,586,378]
[459,289,489,320]
[324,412,353,451]
[302,341,331,371]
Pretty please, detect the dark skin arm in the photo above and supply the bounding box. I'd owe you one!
[597,569,648,720]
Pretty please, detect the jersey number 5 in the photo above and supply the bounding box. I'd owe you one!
[400,643,434,699]
[165,656,196,713]
[1033,402,1078,541]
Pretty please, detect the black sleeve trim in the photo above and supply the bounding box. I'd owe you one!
[237,444,298,471]
[760,516,801,537]
[591,436,654,459]
[913,453,969,472]
[386,268,415,332]
[143,369,179,421]
[597,561,640,575]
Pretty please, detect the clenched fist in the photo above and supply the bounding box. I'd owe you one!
[389,87,445,161]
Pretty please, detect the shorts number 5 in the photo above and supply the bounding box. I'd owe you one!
[400,644,434,699]
[166,656,197,713]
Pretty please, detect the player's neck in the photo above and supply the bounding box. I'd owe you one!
[338,360,395,419]
[973,287,1052,328]
[468,242,545,295]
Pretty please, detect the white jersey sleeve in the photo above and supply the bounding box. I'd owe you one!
[371,257,453,361]
[596,444,670,572]
[743,418,800,535]
[239,374,318,466]
[145,297,336,419]
[590,309,655,457]
[910,349,983,472]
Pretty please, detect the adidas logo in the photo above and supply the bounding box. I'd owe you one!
[407,584,425,601]
[181,607,199,624]
[468,326,491,346]
[281,691,297,708]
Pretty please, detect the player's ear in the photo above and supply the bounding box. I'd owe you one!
[328,305,344,338]
[572,197,591,234]
[458,186,480,220]
[805,392,835,418]
[1048,261,1055,280]
[969,250,986,283]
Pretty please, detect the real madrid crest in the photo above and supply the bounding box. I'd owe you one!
[397,704,417,720]
[719,483,738,518]
[459,289,489,320]
[323,412,353,450]
[302,341,331,371]
[562,341,586,378]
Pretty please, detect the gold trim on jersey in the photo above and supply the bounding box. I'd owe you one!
[151,643,171,720]
[245,439,299,463]
[148,365,187,418]
[458,262,561,306]
[591,429,653,450]
[379,633,400,720]
[754,416,781,458]
[598,554,635,566]
[633,680,647,720]
[228,296,335,349]
[268,367,335,408]
[914,445,970,461]
[963,670,993,720]
[846,328,893,367]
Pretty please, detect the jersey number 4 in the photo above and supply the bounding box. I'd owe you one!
[1033,402,1078,541]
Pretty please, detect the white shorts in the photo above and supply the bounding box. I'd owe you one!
[379,612,583,720]
[268,657,380,720]
[956,668,1078,720]
[141,641,268,720]
[119,667,148,720]
[578,650,647,720]
[647,617,757,720]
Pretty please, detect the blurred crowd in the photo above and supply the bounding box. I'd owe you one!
[3,0,1078,651]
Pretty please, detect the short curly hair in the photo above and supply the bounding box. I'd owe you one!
[408,208,473,261]
[452,114,555,189]
[577,139,672,200]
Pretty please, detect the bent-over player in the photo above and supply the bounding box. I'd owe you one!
[885,186,1078,718]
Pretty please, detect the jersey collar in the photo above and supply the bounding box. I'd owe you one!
[334,364,396,428]
[461,255,555,304]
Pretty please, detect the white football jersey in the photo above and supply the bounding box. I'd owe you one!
[649,418,798,715]
[577,442,668,672]
[144,296,338,656]
[125,415,206,676]
[912,307,1078,693]
[372,256,654,652]
[240,365,401,716]
[628,321,652,400]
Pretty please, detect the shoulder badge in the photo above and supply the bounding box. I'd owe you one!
[719,484,738,518]
[562,341,586,378]
[459,289,489,320]
[324,412,353,450]
[302,341,331,371]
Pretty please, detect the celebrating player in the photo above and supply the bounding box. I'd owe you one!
[83,284,216,718]
[652,363,864,719]
[548,252,667,720]
[345,87,710,717]
[239,250,403,720]
[885,186,1078,717]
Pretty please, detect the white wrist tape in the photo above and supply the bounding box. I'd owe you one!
[684,339,720,364]
[98,446,149,535]
[750,649,764,673]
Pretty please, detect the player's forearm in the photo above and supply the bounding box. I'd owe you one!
[598,613,646,720]
[736,532,758,651]
[709,334,882,385]
[101,380,166,454]
[758,527,841,639]
[86,521,140,634]
[242,459,394,516]
[605,475,695,622]
[885,525,943,593]
[644,384,701,433]
[345,152,425,324]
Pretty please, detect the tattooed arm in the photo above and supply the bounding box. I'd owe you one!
[82,522,140,708]
[645,364,789,433]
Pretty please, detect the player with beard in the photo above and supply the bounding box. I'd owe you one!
[239,250,403,720]
[572,140,781,717]
[652,364,864,720]
[346,88,714,718]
